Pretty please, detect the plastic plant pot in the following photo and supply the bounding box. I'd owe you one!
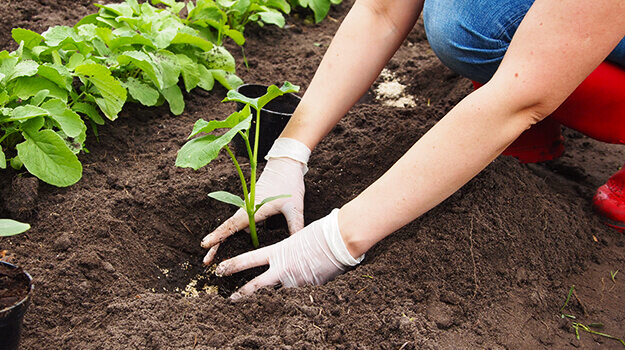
[232,84,301,161]
[0,261,33,350]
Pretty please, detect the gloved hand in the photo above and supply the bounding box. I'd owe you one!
[215,209,365,300]
[201,138,311,265]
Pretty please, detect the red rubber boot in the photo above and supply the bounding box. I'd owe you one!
[549,62,625,231]
[594,167,625,232]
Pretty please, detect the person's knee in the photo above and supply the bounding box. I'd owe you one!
[423,0,532,83]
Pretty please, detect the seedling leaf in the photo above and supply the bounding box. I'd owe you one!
[175,115,252,169]
[254,194,291,213]
[0,219,31,237]
[209,191,246,208]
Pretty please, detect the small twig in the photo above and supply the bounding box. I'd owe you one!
[180,219,193,235]
[399,341,410,350]
[356,285,369,295]
[468,217,479,298]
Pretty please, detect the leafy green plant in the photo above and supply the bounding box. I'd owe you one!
[175,82,299,247]
[0,219,30,237]
[1,0,245,187]
[288,0,342,23]
[185,0,291,46]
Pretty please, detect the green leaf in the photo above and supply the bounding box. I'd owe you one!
[37,63,72,91]
[171,32,214,51]
[16,128,82,187]
[42,26,76,47]
[12,76,69,102]
[175,115,252,169]
[0,149,5,169]
[12,28,44,50]
[122,77,160,106]
[258,9,285,27]
[208,191,246,208]
[160,84,184,115]
[74,64,127,121]
[117,51,163,89]
[10,105,48,122]
[109,34,156,51]
[205,46,235,72]
[223,28,245,46]
[197,65,215,91]
[189,104,251,138]
[210,69,242,91]
[72,102,104,125]
[94,3,136,17]
[308,0,332,23]
[254,194,291,213]
[150,51,180,88]
[177,54,200,92]
[41,99,85,138]
[0,219,31,237]
[7,60,39,82]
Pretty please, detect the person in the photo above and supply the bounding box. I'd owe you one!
[199,0,625,300]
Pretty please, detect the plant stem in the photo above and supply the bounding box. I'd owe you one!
[225,144,259,248]
[247,107,262,248]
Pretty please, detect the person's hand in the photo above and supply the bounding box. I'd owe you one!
[201,138,310,265]
[214,209,364,300]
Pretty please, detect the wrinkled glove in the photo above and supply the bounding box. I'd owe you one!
[201,138,310,265]
[215,209,365,299]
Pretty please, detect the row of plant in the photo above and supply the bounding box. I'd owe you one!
[0,0,341,187]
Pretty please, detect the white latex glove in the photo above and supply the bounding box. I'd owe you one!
[201,138,310,265]
[215,209,364,300]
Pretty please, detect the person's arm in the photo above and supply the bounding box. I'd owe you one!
[338,0,625,257]
[214,0,625,299]
[281,0,425,149]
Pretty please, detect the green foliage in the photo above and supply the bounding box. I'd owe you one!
[2,0,337,187]
[176,82,299,247]
[288,0,342,23]
[0,219,30,237]
[1,0,247,187]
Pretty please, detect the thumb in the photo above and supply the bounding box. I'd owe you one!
[280,201,304,234]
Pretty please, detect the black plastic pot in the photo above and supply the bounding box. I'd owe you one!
[0,261,33,350]
[232,84,301,162]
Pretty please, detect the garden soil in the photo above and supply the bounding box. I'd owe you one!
[2,0,625,349]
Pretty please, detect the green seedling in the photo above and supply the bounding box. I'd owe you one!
[559,285,575,314]
[176,82,299,247]
[572,322,625,347]
[0,219,30,237]
[611,270,619,283]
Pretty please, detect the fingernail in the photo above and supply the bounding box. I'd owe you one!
[229,292,242,301]
[215,263,226,277]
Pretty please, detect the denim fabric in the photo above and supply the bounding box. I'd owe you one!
[423,0,625,83]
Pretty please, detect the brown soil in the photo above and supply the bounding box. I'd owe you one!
[2,0,625,349]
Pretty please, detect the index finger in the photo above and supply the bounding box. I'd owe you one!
[201,208,248,248]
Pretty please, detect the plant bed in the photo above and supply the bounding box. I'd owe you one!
[2,0,625,349]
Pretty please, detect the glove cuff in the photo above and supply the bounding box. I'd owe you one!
[265,137,311,164]
[324,209,365,267]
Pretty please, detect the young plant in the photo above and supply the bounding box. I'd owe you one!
[176,82,299,247]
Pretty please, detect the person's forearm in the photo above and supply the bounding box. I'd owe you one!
[337,0,625,258]
[281,0,424,150]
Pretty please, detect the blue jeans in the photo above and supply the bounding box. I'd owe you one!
[423,0,625,84]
